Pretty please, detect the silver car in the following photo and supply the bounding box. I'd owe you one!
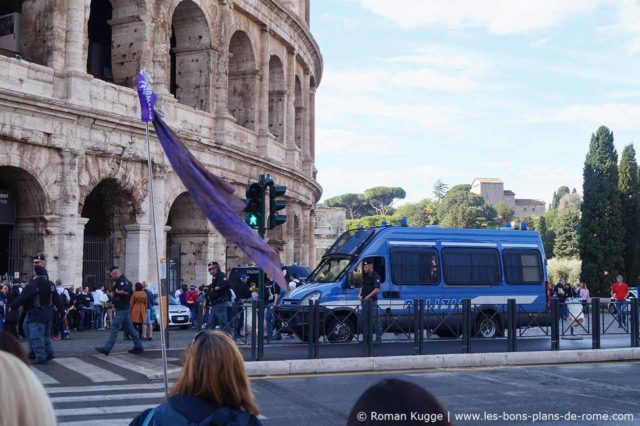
[153,295,192,330]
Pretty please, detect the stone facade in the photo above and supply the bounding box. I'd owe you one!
[313,207,346,265]
[0,0,322,292]
[470,178,546,218]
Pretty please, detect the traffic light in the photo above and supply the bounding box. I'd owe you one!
[268,184,287,229]
[245,182,264,229]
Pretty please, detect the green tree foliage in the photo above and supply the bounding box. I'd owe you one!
[322,193,371,219]
[619,144,640,285]
[362,186,406,216]
[551,186,570,209]
[345,215,398,229]
[393,199,439,226]
[579,126,624,295]
[494,202,515,225]
[553,210,580,258]
[438,185,497,228]
[558,192,582,211]
[547,258,582,286]
[538,216,554,257]
[432,180,448,203]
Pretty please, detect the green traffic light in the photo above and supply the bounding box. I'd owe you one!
[245,212,259,228]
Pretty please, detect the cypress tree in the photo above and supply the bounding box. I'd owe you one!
[538,216,554,258]
[553,210,580,258]
[579,126,624,295]
[619,144,640,285]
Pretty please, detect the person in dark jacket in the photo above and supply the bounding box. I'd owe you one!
[129,330,261,426]
[4,285,21,337]
[9,262,60,364]
[204,262,231,333]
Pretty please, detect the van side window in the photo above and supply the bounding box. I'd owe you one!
[352,257,386,288]
[442,248,501,285]
[503,250,542,284]
[390,248,439,285]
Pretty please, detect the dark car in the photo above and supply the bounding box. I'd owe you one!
[282,264,311,284]
[229,264,311,289]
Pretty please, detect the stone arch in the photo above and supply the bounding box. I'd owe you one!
[0,166,48,280]
[293,214,301,264]
[170,0,214,111]
[87,0,114,82]
[228,31,258,130]
[81,178,137,289]
[294,75,303,149]
[309,76,316,160]
[268,55,286,143]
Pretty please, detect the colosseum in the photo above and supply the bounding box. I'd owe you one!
[0,0,322,291]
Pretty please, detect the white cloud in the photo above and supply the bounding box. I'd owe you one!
[605,0,640,54]
[316,128,396,155]
[355,0,601,34]
[527,103,640,130]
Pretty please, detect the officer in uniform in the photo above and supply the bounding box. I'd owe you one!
[10,257,59,363]
[204,261,232,334]
[95,266,143,355]
[358,258,382,344]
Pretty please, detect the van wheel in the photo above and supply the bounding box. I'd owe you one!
[325,316,355,343]
[475,313,501,338]
[434,328,459,338]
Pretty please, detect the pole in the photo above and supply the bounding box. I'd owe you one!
[145,122,170,398]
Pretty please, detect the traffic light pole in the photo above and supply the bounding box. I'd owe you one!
[257,175,267,360]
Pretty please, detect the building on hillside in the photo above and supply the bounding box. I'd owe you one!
[470,178,546,218]
[0,0,322,293]
[313,207,346,266]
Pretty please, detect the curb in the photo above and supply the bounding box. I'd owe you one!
[158,348,640,380]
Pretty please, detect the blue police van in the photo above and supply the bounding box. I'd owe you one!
[276,225,549,342]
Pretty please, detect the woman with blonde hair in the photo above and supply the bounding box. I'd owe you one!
[0,350,57,426]
[129,330,261,425]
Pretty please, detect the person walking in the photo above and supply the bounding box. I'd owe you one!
[77,287,94,331]
[359,259,382,344]
[130,282,147,340]
[204,262,232,334]
[553,276,569,320]
[52,280,70,340]
[142,282,155,340]
[611,275,629,328]
[579,282,590,315]
[129,330,261,426]
[95,267,143,356]
[185,284,198,329]
[92,285,107,330]
[9,260,59,364]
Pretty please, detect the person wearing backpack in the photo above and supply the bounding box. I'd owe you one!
[129,330,261,426]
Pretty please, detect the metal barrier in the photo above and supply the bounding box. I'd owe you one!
[560,299,590,336]
[602,300,631,335]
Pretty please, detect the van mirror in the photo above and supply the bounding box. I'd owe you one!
[345,272,355,289]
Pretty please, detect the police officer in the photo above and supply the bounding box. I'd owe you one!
[358,258,382,344]
[95,267,143,356]
[204,261,232,334]
[10,257,59,363]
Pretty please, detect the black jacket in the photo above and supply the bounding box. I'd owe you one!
[10,276,60,322]
[129,394,261,426]
[206,272,230,306]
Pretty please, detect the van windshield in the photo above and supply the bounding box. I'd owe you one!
[308,256,352,283]
[325,228,376,256]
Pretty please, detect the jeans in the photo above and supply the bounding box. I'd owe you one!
[616,300,627,327]
[93,306,104,329]
[266,304,274,338]
[207,303,232,334]
[79,307,93,331]
[102,308,142,352]
[361,300,382,343]
[188,305,196,327]
[26,315,54,361]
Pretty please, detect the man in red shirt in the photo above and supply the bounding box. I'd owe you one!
[611,275,629,328]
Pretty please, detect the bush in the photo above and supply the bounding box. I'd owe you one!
[547,258,581,285]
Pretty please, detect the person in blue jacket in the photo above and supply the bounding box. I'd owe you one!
[129,330,261,426]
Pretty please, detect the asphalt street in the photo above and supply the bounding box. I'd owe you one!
[36,357,640,425]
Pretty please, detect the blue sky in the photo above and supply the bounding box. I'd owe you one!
[310,0,640,205]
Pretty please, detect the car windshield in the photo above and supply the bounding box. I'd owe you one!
[307,256,352,283]
[325,228,375,256]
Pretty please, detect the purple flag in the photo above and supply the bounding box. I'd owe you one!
[136,72,156,123]
[135,72,287,290]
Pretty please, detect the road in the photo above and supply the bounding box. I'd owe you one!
[36,356,640,425]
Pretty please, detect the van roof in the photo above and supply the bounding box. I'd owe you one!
[370,226,542,244]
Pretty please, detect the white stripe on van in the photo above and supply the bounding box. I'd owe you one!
[501,243,539,248]
[388,241,436,247]
[441,242,497,247]
[470,295,538,305]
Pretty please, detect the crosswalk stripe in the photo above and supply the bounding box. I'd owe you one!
[55,404,156,417]
[31,367,60,385]
[97,354,182,378]
[50,392,165,403]
[46,383,172,394]
[59,420,132,426]
[53,357,126,382]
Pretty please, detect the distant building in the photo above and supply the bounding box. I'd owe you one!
[314,207,347,267]
[470,178,546,218]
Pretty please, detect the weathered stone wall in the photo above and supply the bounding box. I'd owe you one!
[314,207,346,267]
[0,0,322,288]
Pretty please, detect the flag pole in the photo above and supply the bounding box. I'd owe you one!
[144,120,170,398]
